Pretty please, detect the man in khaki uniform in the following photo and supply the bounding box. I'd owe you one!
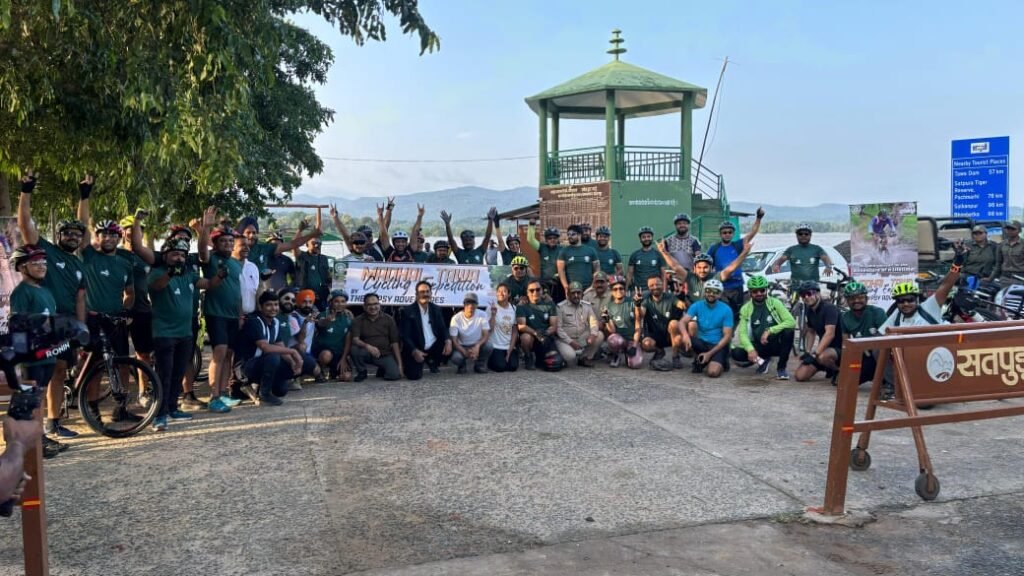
[556,281,605,367]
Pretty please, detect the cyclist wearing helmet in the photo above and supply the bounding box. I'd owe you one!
[516,279,559,370]
[147,238,224,430]
[377,201,422,263]
[312,289,354,381]
[678,278,734,377]
[627,226,666,291]
[557,224,600,293]
[238,212,322,270]
[602,275,641,368]
[16,171,89,453]
[838,281,888,388]
[326,204,380,263]
[491,212,521,264]
[82,217,134,338]
[579,222,597,249]
[881,262,960,332]
[737,275,796,380]
[263,229,297,292]
[658,243,751,309]
[118,214,156,376]
[427,239,455,264]
[296,234,332,306]
[199,224,244,413]
[773,223,834,283]
[593,226,623,276]
[505,255,535,303]
[708,207,764,317]
[439,207,497,265]
[526,218,564,300]
[9,245,63,442]
[869,208,896,250]
[793,280,842,383]
[664,212,702,271]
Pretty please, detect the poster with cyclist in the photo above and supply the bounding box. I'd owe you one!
[849,202,918,308]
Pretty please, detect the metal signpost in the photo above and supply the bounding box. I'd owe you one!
[951,136,1010,220]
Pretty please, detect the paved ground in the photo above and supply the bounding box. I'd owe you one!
[2,358,1023,575]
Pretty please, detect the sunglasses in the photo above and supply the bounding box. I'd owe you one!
[513,265,526,270]
[896,296,917,304]
[720,230,734,235]
[705,289,722,295]
[972,231,985,235]
[750,288,766,294]
[527,288,542,293]
[611,286,625,291]
[800,291,818,297]
[352,240,367,246]
[61,231,84,239]
[797,231,811,236]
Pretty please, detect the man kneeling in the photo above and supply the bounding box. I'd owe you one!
[450,292,492,374]
[678,279,734,377]
[238,291,311,406]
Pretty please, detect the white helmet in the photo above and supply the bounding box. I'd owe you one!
[391,230,409,240]
[704,279,724,292]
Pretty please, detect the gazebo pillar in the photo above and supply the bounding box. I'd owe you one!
[552,110,560,152]
[604,89,616,181]
[617,113,625,148]
[681,92,693,190]
[538,99,548,187]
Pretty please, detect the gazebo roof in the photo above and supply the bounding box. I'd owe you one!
[525,32,707,120]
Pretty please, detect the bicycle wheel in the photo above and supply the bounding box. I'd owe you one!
[192,342,209,383]
[77,357,163,438]
[792,301,806,356]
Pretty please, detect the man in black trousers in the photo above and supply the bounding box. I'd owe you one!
[399,281,452,380]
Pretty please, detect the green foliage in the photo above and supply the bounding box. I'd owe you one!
[0,0,438,225]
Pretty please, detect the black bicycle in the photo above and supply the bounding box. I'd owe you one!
[63,313,163,438]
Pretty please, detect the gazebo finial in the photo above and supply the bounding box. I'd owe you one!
[607,29,626,61]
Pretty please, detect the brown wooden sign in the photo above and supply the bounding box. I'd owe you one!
[819,321,1024,515]
[539,182,611,237]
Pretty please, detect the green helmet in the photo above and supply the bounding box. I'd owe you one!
[746,275,769,290]
[891,281,920,299]
[843,281,868,297]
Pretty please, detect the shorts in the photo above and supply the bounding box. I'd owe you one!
[206,315,239,349]
[645,325,673,349]
[693,338,729,366]
[311,342,342,359]
[129,311,155,354]
[22,363,56,387]
[87,316,130,356]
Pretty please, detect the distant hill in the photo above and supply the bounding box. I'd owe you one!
[292,186,538,221]
[730,201,851,223]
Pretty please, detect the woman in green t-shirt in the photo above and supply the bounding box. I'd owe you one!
[312,290,354,381]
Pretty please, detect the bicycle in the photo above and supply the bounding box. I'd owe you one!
[190,313,209,384]
[62,313,163,438]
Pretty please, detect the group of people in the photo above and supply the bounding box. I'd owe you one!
[6,172,987,463]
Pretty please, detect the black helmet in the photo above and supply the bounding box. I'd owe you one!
[595,226,611,236]
[674,213,691,224]
[694,253,714,266]
[637,226,654,237]
[718,221,735,232]
[543,227,560,239]
[161,238,190,254]
[57,219,86,235]
[10,244,46,269]
[434,240,450,250]
[797,280,821,294]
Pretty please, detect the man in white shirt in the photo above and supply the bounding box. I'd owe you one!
[234,236,261,315]
[449,292,492,374]
[487,283,519,372]
[881,256,960,332]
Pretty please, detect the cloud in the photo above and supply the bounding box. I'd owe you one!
[455,131,474,140]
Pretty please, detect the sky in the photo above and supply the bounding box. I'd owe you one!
[291,0,1024,215]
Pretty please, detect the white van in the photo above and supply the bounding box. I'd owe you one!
[740,245,850,288]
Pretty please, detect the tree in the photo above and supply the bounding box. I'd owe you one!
[0,0,439,224]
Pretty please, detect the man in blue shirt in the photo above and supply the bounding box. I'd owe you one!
[708,208,763,320]
[678,279,734,378]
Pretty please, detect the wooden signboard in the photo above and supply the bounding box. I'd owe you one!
[539,182,611,238]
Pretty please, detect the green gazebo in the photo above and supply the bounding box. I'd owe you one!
[525,30,731,249]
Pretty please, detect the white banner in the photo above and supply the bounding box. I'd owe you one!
[339,262,499,307]
[849,202,918,308]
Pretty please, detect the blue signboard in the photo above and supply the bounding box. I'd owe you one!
[951,136,1009,220]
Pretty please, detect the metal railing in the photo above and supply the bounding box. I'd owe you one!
[545,146,722,200]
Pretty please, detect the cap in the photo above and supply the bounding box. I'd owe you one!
[1004,220,1022,230]
[972,225,987,233]
[568,281,584,293]
[592,271,608,282]
[463,292,479,304]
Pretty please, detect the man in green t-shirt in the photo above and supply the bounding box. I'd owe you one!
[9,245,66,443]
[526,221,564,301]
[296,237,332,306]
[312,289,354,380]
[737,275,796,380]
[17,171,89,454]
[440,207,496,265]
[147,239,223,431]
[601,276,640,368]
[237,214,321,271]
[772,223,834,284]
[515,279,559,370]
[594,226,623,277]
[82,220,135,355]
[504,255,535,304]
[557,224,600,292]
[627,226,666,291]
[200,225,245,413]
[839,281,888,389]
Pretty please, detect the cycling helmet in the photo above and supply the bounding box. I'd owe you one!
[746,275,770,290]
[795,223,813,233]
[329,289,349,301]
[843,281,868,297]
[674,213,691,224]
[797,280,821,294]
[704,278,724,292]
[10,244,46,268]
[506,235,520,245]
[459,229,475,239]
[161,238,190,254]
[209,226,236,242]
[891,281,920,299]
[510,255,529,267]
[168,224,193,240]
[609,275,626,287]
[120,215,142,229]
[579,222,592,230]
[878,208,889,217]
[543,227,560,239]
[694,253,714,266]
[57,219,87,235]
[356,224,373,235]
[637,226,654,237]
[434,240,450,250]
[391,230,409,240]
[266,230,284,242]
[93,219,122,236]
[595,226,611,236]
[718,221,736,232]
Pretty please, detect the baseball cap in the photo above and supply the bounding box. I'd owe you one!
[1004,220,1022,230]
[568,281,584,293]
[592,271,608,282]
[463,292,479,304]
[971,225,987,233]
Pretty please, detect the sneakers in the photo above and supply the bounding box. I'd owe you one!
[354,371,368,382]
[609,353,621,368]
[428,363,440,374]
[652,348,666,361]
[181,394,208,409]
[755,360,771,375]
[523,352,535,370]
[456,364,467,374]
[289,380,303,391]
[671,354,684,370]
[42,435,65,459]
[239,384,259,403]
[169,410,193,421]
[259,394,283,407]
[45,419,79,439]
[152,416,168,432]
[474,365,488,374]
[112,406,144,423]
[220,395,241,407]
[208,397,231,413]
[776,369,790,381]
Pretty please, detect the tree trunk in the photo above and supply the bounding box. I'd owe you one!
[0,177,11,217]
